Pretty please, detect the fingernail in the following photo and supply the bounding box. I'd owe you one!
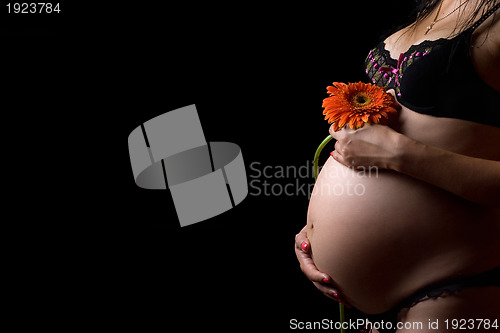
[323,278,329,283]
[330,151,334,157]
[331,291,347,305]
[331,292,341,303]
[301,242,308,251]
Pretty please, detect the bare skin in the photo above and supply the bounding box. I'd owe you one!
[296,0,500,328]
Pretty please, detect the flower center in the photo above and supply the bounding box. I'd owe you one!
[352,92,371,107]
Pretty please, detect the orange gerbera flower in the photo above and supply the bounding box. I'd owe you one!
[322,82,399,132]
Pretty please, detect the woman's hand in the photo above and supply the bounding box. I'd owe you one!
[295,226,351,307]
[329,123,404,171]
[330,122,500,207]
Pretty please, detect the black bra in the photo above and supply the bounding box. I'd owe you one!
[365,3,500,127]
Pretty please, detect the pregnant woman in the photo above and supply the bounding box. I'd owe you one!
[295,0,500,331]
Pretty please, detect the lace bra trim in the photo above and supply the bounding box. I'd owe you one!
[366,43,434,97]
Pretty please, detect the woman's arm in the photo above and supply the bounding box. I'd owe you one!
[330,124,500,208]
[396,135,500,208]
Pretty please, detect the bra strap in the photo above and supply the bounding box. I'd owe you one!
[470,2,500,31]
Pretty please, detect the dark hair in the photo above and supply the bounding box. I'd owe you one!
[406,0,499,37]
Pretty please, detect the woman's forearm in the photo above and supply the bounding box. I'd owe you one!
[394,135,500,208]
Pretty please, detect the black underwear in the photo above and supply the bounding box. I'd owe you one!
[349,266,500,333]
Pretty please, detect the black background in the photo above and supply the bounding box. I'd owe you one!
[2,1,414,331]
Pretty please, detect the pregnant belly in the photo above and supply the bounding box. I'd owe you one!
[307,157,500,314]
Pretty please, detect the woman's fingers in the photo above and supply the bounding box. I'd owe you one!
[295,227,330,283]
[295,245,330,283]
[312,282,340,299]
[295,227,353,307]
[330,149,348,166]
[295,226,309,250]
[295,245,341,301]
[313,282,352,307]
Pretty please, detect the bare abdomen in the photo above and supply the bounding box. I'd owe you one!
[307,157,500,314]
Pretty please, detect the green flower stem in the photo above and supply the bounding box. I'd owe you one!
[313,134,344,333]
[313,135,333,180]
[339,303,345,333]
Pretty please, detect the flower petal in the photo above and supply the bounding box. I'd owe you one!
[322,81,400,131]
